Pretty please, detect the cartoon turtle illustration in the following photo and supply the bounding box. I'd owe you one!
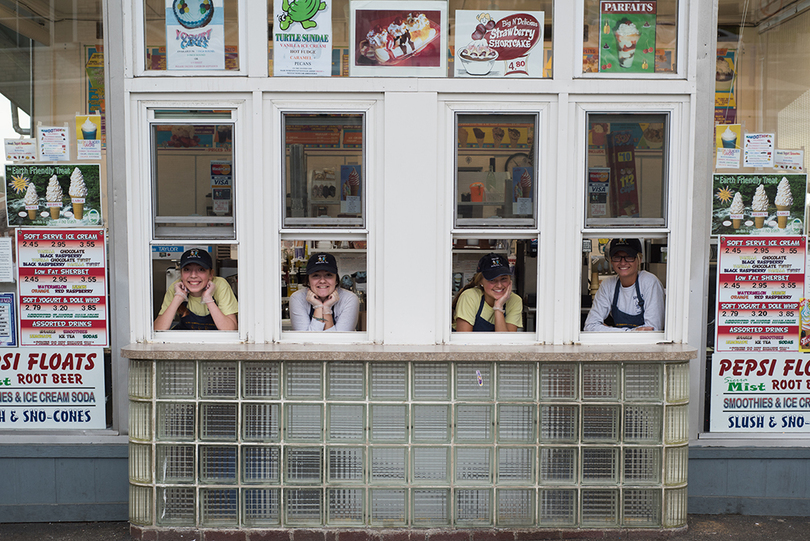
[277,0,327,30]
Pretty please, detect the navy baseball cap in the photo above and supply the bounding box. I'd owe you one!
[477,253,511,281]
[306,253,338,275]
[180,248,212,270]
[609,238,642,259]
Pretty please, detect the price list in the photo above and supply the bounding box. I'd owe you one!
[16,229,108,346]
[716,236,805,351]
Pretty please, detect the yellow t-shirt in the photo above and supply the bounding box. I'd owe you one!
[159,276,238,317]
[454,287,523,330]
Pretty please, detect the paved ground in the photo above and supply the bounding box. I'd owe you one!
[1,515,810,540]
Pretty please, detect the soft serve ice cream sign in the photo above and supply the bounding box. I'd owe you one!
[455,11,543,78]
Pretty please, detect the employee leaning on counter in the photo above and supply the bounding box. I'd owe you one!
[453,253,523,332]
[154,249,239,331]
[290,252,359,331]
[584,238,664,332]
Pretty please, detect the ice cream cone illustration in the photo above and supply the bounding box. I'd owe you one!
[775,177,793,229]
[492,127,505,147]
[23,182,39,220]
[508,128,520,147]
[46,174,63,219]
[473,127,485,147]
[752,184,768,229]
[459,127,469,147]
[69,167,88,220]
[519,169,532,198]
[348,168,360,196]
[729,191,744,230]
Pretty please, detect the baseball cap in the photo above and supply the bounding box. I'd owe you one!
[180,248,213,270]
[477,253,511,281]
[609,238,642,259]
[306,253,338,275]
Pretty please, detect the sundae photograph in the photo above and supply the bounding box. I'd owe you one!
[598,1,657,73]
[711,173,806,235]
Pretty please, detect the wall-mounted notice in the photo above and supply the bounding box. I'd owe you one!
[4,139,36,162]
[0,237,13,282]
[165,0,225,70]
[744,132,774,168]
[37,126,69,162]
[16,229,108,347]
[0,293,17,346]
[0,347,105,429]
[715,235,805,352]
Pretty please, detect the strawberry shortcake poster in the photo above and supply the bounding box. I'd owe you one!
[454,11,544,78]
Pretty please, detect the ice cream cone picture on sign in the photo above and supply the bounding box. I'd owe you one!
[729,191,744,229]
[340,165,362,214]
[751,184,768,229]
[599,1,656,73]
[24,183,39,220]
[775,176,793,229]
[46,175,63,219]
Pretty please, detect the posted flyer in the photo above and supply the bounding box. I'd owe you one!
[0,293,17,347]
[165,0,225,70]
[744,132,774,168]
[454,10,544,78]
[75,115,102,160]
[711,174,807,236]
[16,229,108,347]
[273,0,332,76]
[588,168,610,217]
[715,236,805,352]
[0,347,105,429]
[4,139,36,162]
[599,1,656,73]
[37,126,69,162]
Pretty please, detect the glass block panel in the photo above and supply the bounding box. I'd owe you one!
[370,362,407,399]
[371,405,407,442]
[456,363,493,399]
[413,404,449,441]
[413,447,449,482]
[328,447,364,482]
[243,488,280,526]
[413,362,450,399]
[285,362,323,398]
[200,445,237,483]
[286,448,323,483]
[663,487,688,528]
[129,360,152,399]
[129,401,152,441]
[285,488,322,525]
[582,448,619,484]
[539,405,578,442]
[157,444,194,483]
[328,488,364,524]
[497,447,534,483]
[370,489,407,526]
[243,403,280,441]
[624,448,661,485]
[157,486,195,525]
[497,489,534,526]
[583,364,619,400]
[665,446,688,485]
[243,446,279,484]
[624,364,662,401]
[498,404,535,442]
[327,362,364,398]
[540,363,578,400]
[623,489,661,527]
[581,489,619,527]
[201,488,238,525]
[539,447,576,484]
[371,447,406,483]
[582,405,620,442]
[665,405,688,444]
[157,361,195,398]
[456,404,493,442]
[666,363,690,403]
[456,447,492,483]
[200,403,237,441]
[157,402,194,441]
[498,363,535,400]
[286,404,323,441]
[129,485,152,525]
[200,361,237,398]
[413,489,450,525]
[243,362,279,398]
[456,489,491,525]
[328,404,365,441]
[130,443,152,483]
[539,489,576,526]
[624,405,663,443]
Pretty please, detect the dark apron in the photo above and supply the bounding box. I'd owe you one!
[610,279,645,329]
[174,303,218,330]
[472,295,496,332]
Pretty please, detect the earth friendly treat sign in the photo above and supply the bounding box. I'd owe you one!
[712,174,807,236]
[598,1,656,73]
[454,11,544,77]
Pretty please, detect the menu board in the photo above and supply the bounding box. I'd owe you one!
[715,236,805,352]
[16,229,108,347]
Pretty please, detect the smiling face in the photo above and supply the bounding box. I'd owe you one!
[481,274,511,304]
[610,251,640,285]
[308,270,338,300]
[181,263,212,296]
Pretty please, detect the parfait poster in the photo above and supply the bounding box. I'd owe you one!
[165,0,225,70]
[454,11,544,78]
[599,1,656,73]
[273,0,332,76]
[712,174,807,236]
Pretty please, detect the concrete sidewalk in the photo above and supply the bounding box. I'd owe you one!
[1,515,810,540]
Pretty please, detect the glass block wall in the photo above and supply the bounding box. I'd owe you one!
[129,359,688,529]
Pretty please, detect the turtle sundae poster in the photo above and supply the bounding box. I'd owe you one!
[165,0,225,70]
[712,174,807,236]
[454,11,544,78]
[599,1,656,73]
[273,0,332,76]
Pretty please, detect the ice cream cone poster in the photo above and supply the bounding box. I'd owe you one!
[712,174,807,235]
[76,115,102,160]
[340,165,362,214]
[511,167,533,215]
[165,0,225,70]
[4,164,102,227]
[454,11,544,78]
[273,0,332,76]
[599,1,656,73]
[716,124,741,149]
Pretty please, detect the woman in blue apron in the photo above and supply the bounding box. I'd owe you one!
[453,253,523,332]
[583,238,665,332]
[154,249,239,331]
[289,252,359,331]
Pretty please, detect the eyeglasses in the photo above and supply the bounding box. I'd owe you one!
[611,255,637,263]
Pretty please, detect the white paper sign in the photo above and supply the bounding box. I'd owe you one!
[4,139,37,162]
[37,126,69,162]
[0,237,13,282]
[273,0,332,76]
[744,133,775,168]
[165,0,225,70]
[716,148,741,169]
[775,149,804,172]
[0,293,16,346]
